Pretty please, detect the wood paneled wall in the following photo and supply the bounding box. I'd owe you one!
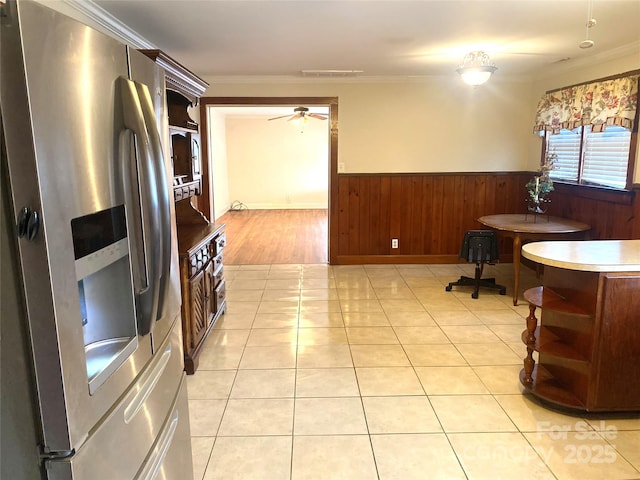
[545,183,640,240]
[331,172,531,264]
[330,172,640,264]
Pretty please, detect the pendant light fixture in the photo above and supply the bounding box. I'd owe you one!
[579,0,596,49]
[456,51,497,86]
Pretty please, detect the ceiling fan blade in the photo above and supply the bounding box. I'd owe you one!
[308,113,328,120]
[268,114,292,121]
[287,113,303,122]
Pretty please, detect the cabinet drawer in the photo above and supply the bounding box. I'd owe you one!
[213,265,224,287]
[215,233,226,255]
[214,280,226,314]
[212,252,223,273]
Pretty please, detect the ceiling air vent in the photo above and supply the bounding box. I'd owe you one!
[301,70,364,77]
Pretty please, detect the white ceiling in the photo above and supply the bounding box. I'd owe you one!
[94,0,640,80]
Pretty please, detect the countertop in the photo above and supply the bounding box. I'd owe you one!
[522,240,640,272]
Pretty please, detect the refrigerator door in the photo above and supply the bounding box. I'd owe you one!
[44,318,189,480]
[0,0,170,455]
[0,131,44,480]
[128,49,182,353]
[134,375,193,480]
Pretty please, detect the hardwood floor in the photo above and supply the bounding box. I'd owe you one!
[217,209,328,265]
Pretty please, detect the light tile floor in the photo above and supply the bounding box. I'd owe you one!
[188,263,640,480]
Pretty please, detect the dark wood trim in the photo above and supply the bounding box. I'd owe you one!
[628,132,638,188]
[335,254,516,265]
[551,182,636,206]
[336,254,459,264]
[199,102,211,220]
[199,96,339,263]
[329,102,339,264]
[200,96,339,106]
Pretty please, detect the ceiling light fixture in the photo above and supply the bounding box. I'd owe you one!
[456,51,497,86]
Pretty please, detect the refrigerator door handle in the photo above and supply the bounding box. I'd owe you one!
[119,129,149,295]
[134,80,172,323]
[118,76,161,336]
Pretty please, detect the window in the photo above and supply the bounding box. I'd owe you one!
[546,125,633,189]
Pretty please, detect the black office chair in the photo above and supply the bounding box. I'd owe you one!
[445,230,506,299]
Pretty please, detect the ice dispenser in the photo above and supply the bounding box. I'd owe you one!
[71,205,138,394]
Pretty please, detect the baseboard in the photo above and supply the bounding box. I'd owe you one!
[333,254,515,265]
[334,254,460,265]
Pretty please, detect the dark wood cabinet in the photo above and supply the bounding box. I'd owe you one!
[188,268,207,350]
[522,266,640,411]
[141,49,226,374]
[140,49,208,209]
[179,224,226,374]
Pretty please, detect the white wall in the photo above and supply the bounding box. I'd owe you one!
[224,116,328,210]
[205,50,638,183]
[203,77,539,174]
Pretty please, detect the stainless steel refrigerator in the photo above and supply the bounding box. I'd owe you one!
[0,1,193,478]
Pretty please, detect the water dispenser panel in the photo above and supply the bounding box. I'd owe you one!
[71,205,138,394]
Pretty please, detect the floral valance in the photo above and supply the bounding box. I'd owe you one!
[533,75,638,134]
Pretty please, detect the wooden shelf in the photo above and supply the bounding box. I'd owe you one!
[521,266,640,412]
[520,366,585,410]
[523,286,591,316]
[169,124,198,134]
[521,326,589,362]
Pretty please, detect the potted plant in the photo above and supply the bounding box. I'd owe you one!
[526,150,557,213]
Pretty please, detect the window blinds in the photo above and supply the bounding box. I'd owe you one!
[548,126,631,189]
[582,126,631,189]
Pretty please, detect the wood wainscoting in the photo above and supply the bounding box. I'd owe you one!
[331,172,532,264]
[215,173,640,266]
[544,182,640,241]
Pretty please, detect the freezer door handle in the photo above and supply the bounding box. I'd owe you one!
[118,76,161,336]
[123,342,172,424]
[136,410,179,480]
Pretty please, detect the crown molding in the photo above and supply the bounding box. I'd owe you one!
[62,0,155,48]
[139,50,209,101]
[204,73,532,85]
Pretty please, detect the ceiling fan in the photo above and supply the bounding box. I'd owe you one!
[268,106,328,122]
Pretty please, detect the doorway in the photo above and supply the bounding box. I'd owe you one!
[199,96,338,264]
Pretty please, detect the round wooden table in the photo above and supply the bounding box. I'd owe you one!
[477,214,591,305]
